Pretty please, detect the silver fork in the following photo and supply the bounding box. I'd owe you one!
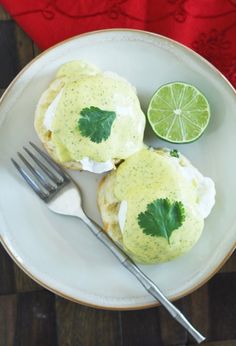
[12,142,205,344]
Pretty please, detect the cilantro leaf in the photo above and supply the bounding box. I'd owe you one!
[137,198,185,243]
[170,149,179,158]
[78,106,116,143]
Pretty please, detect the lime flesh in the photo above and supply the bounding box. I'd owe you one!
[147,82,210,143]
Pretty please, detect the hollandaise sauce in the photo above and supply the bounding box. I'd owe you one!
[113,149,204,263]
[50,66,145,162]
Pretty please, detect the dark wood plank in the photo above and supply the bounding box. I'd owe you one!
[121,307,163,346]
[203,341,236,346]
[14,25,34,69]
[220,251,236,273]
[33,43,42,57]
[0,5,11,20]
[159,298,188,345]
[0,294,17,346]
[187,284,209,339]
[13,264,43,293]
[207,273,236,341]
[15,291,57,346]
[0,243,16,295]
[0,21,18,88]
[56,297,122,346]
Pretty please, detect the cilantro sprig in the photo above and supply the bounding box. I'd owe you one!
[138,198,185,243]
[78,106,116,143]
[170,149,179,158]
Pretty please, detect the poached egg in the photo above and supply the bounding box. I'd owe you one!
[41,60,146,173]
[98,147,216,263]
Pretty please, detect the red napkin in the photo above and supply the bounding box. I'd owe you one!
[1,0,236,87]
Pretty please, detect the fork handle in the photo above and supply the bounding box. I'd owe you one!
[81,214,205,344]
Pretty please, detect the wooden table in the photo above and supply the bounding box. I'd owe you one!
[0,5,236,346]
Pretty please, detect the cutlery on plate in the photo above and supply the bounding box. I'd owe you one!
[11,142,205,344]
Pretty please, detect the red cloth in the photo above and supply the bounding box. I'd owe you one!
[1,0,236,87]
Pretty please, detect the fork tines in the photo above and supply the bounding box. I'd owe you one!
[11,142,70,201]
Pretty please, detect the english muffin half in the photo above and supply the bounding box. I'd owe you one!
[97,147,215,263]
[34,60,146,173]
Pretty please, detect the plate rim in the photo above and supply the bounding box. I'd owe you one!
[0,231,235,310]
[0,28,235,310]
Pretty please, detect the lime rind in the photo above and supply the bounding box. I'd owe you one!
[147,82,211,143]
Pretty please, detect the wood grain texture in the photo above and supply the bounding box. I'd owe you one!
[121,307,163,346]
[56,297,122,346]
[202,341,236,346]
[208,273,236,341]
[0,5,11,20]
[0,243,16,295]
[0,294,17,346]
[159,299,188,345]
[187,284,209,338]
[14,291,57,346]
[220,251,236,273]
[0,89,5,97]
[0,21,18,88]
[13,263,42,293]
[14,25,34,69]
[33,43,42,57]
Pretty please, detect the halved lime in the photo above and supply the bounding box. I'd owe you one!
[147,82,210,143]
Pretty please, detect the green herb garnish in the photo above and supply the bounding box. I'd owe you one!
[170,149,179,158]
[78,106,116,143]
[138,198,185,243]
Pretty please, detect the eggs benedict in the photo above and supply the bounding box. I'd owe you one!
[98,147,215,263]
[34,61,146,173]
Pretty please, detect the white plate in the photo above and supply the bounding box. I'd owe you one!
[0,30,235,310]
